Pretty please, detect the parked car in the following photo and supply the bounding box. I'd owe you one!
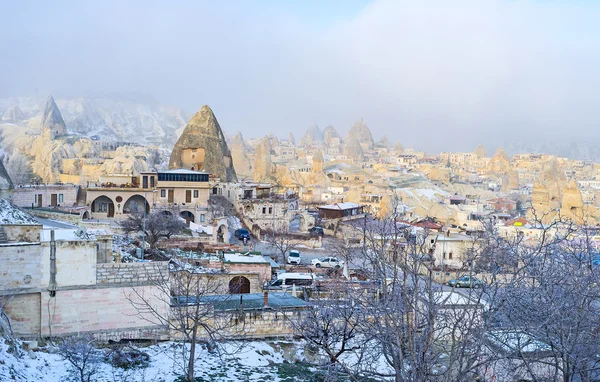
[264,272,314,290]
[447,275,484,288]
[308,226,324,237]
[311,256,344,269]
[287,250,301,265]
[234,228,251,241]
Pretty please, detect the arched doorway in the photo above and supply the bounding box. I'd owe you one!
[229,276,250,294]
[123,195,149,214]
[180,211,195,225]
[91,196,114,218]
[82,211,90,220]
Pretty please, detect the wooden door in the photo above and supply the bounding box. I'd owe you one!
[37,194,43,207]
[51,194,58,206]
[108,203,115,217]
[168,190,174,203]
[186,190,192,203]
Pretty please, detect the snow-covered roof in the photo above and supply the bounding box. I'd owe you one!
[319,202,362,210]
[0,199,39,225]
[158,169,210,175]
[224,253,270,264]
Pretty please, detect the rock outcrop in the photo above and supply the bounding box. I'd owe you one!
[377,135,389,148]
[300,124,323,146]
[230,132,252,178]
[488,147,510,174]
[474,144,487,158]
[561,180,584,223]
[287,132,296,145]
[253,138,272,182]
[323,125,340,146]
[346,118,374,150]
[168,105,237,182]
[41,96,67,140]
[394,142,404,154]
[2,106,23,122]
[344,137,364,161]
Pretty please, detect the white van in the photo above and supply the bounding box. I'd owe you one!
[287,250,301,265]
[266,272,314,289]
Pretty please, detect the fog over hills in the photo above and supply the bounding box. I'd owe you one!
[0,94,188,147]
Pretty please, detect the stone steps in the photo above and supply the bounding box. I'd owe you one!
[0,227,7,243]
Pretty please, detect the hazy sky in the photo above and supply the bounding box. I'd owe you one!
[1,0,599,153]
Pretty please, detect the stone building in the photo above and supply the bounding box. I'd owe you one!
[86,169,212,225]
[11,184,80,209]
[0,199,168,340]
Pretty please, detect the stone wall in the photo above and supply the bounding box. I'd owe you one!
[40,285,169,337]
[192,309,306,340]
[1,293,41,336]
[96,261,169,285]
[31,209,83,224]
[40,240,98,288]
[0,243,42,292]
[3,224,41,242]
[11,185,79,208]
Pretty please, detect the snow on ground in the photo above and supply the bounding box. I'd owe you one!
[0,338,314,382]
[0,199,39,225]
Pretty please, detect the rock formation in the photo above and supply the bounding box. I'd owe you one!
[323,125,341,146]
[40,96,67,140]
[312,150,324,173]
[474,144,487,158]
[346,118,374,150]
[2,106,23,122]
[488,147,511,174]
[394,142,404,154]
[561,180,584,224]
[168,105,237,182]
[300,124,323,146]
[344,137,365,162]
[287,132,296,145]
[253,138,272,182]
[377,135,389,148]
[230,132,252,178]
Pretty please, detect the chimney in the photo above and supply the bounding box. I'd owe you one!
[263,291,269,308]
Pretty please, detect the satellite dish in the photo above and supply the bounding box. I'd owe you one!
[75,227,88,238]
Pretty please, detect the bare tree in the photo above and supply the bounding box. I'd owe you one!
[57,334,101,382]
[264,224,299,264]
[127,263,242,382]
[119,206,186,248]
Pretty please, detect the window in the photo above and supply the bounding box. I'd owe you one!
[58,194,63,203]
[161,190,166,197]
[150,176,155,188]
[193,190,199,198]
[448,252,453,260]
[200,214,205,222]
[268,207,273,214]
[262,207,267,214]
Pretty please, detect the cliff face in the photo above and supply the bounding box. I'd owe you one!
[169,105,237,182]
